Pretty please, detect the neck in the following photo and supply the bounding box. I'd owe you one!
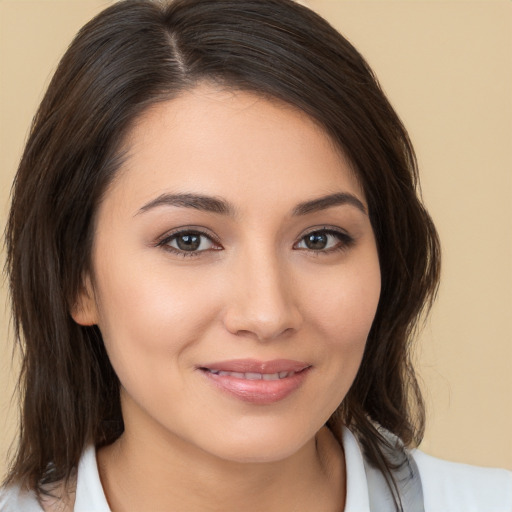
[97,422,345,512]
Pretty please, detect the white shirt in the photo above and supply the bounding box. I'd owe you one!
[2,428,511,511]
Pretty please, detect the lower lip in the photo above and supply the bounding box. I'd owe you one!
[200,368,310,405]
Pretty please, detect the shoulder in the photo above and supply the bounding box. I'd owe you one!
[0,477,75,512]
[412,449,512,512]
[1,446,108,512]
[0,483,43,512]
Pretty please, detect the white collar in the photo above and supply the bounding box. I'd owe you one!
[74,445,110,512]
[74,427,371,512]
[342,427,371,512]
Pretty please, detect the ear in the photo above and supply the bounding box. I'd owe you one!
[70,275,99,326]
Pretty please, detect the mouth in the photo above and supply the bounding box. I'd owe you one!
[198,359,311,405]
[203,369,299,380]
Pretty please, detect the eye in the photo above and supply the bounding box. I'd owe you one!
[158,229,220,256]
[295,229,353,253]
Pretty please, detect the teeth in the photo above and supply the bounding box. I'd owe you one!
[218,371,244,378]
[208,369,294,380]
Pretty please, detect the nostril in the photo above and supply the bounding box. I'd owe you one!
[221,285,303,341]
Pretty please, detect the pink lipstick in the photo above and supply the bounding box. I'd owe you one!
[198,359,311,405]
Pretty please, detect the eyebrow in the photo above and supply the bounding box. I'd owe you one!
[292,192,367,216]
[136,191,367,217]
[137,193,236,216]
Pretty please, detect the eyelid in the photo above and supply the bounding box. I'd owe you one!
[155,226,223,256]
[299,225,350,238]
[294,226,355,253]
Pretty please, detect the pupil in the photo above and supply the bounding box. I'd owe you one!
[306,232,327,250]
[177,233,200,251]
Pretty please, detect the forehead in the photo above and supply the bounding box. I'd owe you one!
[106,84,365,216]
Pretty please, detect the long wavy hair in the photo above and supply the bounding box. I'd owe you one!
[4,0,440,508]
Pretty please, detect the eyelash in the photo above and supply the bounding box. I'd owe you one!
[156,228,221,258]
[295,228,355,255]
[156,227,354,258]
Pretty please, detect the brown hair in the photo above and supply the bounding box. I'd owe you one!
[4,0,440,508]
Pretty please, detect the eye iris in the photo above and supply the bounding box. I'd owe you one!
[176,233,201,251]
[305,232,328,250]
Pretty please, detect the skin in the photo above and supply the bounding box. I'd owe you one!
[73,84,381,512]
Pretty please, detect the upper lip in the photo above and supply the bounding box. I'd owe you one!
[199,359,311,374]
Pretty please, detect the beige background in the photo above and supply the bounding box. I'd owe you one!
[0,0,511,481]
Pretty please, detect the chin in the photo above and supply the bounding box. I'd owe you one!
[192,419,318,465]
[209,442,307,465]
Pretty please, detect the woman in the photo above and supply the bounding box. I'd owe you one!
[1,0,510,510]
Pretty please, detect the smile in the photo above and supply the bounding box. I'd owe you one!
[199,359,311,405]
[205,370,297,380]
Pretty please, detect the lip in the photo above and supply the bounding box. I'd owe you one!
[200,358,310,374]
[198,359,311,405]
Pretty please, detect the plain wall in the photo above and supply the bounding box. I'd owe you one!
[1,0,511,481]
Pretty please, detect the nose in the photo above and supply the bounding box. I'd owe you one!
[222,249,303,342]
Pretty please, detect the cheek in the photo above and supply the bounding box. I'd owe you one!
[311,257,381,346]
[306,255,381,390]
[91,252,221,377]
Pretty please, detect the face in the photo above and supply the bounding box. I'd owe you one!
[74,85,381,463]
